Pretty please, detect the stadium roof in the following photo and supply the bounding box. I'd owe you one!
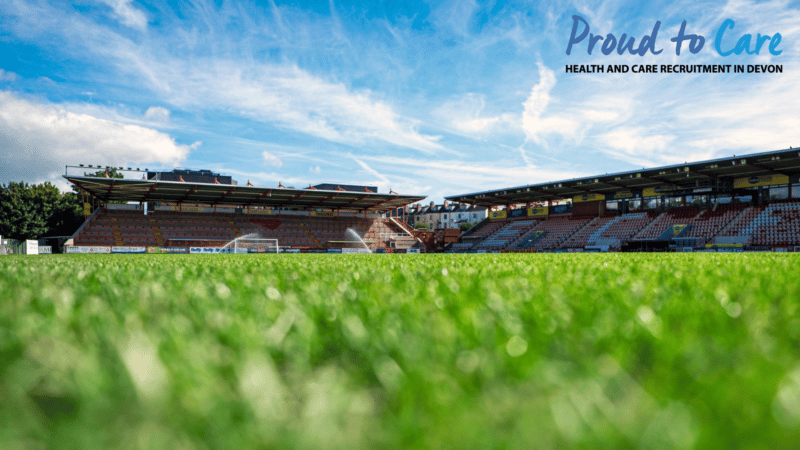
[447,147,800,207]
[64,176,425,213]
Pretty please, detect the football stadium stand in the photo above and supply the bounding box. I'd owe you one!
[561,214,617,249]
[474,219,540,250]
[526,216,592,251]
[63,147,800,253]
[64,169,426,253]
[72,208,418,251]
[589,211,659,248]
[631,206,701,241]
[711,201,800,247]
[446,147,800,252]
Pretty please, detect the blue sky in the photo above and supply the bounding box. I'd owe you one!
[1,0,798,202]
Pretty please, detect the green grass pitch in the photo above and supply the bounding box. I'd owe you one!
[2,253,800,449]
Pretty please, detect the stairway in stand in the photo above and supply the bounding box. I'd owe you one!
[228,218,241,237]
[148,217,165,246]
[110,216,124,246]
[299,222,323,248]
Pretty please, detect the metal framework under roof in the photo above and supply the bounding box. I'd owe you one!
[447,148,800,207]
[64,176,426,213]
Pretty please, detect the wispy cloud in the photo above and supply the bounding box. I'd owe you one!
[351,156,391,189]
[144,106,170,123]
[434,93,516,135]
[99,0,148,30]
[0,69,18,82]
[1,0,447,155]
[1,0,798,202]
[355,154,588,195]
[521,63,579,145]
[262,151,282,168]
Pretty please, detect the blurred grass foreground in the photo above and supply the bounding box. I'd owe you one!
[1,253,800,449]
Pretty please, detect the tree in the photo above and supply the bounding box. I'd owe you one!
[459,222,473,232]
[48,190,84,237]
[73,167,127,204]
[83,167,125,179]
[414,222,430,230]
[0,182,83,240]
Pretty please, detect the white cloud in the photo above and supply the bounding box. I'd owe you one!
[0,69,17,82]
[144,106,170,123]
[0,92,195,186]
[352,156,391,191]
[522,63,579,144]
[581,109,620,122]
[355,154,587,197]
[598,128,677,166]
[262,151,282,168]
[457,117,501,133]
[309,165,321,175]
[150,63,446,154]
[0,1,448,155]
[429,0,479,37]
[98,0,147,30]
[434,93,515,135]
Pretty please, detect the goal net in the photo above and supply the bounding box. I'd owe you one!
[229,237,279,253]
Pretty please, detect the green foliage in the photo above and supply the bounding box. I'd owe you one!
[459,222,473,232]
[414,222,429,229]
[74,168,128,205]
[1,253,800,450]
[0,182,83,240]
[83,167,125,179]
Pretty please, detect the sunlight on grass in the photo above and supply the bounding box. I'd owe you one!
[1,253,799,449]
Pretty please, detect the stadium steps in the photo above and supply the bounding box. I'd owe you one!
[558,218,599,249]
[299,222,323,248]
[110,217,124,246]
[633,212,666,239]
[460,217,491,238]
[475,220,517,250]
[587,216,622,245]
[228,218,241,237]
[470,221,509,249]
[148,217,165,246]
[506,220,544,249]
[711,206,752,241]
[387,218,412,237]
[386,219,425,250]
[390,218,414,235]
[514,230,546,250]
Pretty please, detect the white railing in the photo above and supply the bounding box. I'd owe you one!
[380,232,410,240]
[107,203,143,210]
[389,217,413,235]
